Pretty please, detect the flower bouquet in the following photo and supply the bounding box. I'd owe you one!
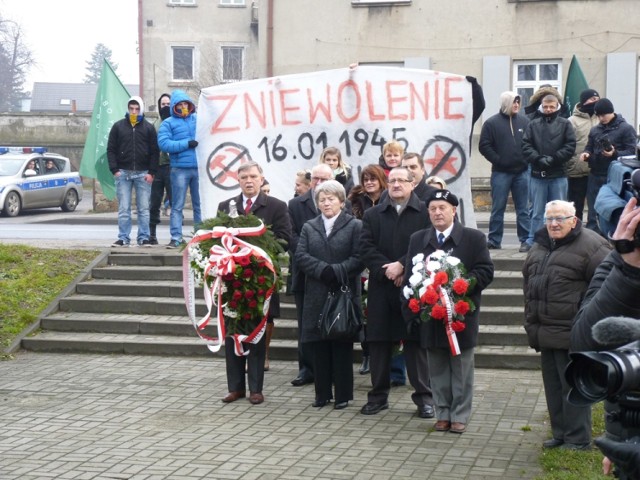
[183,208,285,356]
[402,250,476,355]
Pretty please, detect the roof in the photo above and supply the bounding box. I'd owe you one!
[30,82,140,113]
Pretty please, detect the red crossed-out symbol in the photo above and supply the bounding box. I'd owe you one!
[421,135,467,185]
[206,142,253,190]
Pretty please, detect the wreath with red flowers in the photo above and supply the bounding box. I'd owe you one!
[403,250,476,333]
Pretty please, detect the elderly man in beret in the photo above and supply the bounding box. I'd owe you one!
[402,189,494,434]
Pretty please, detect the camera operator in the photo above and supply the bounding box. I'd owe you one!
[579,98,637,235]
[571,197,640,477]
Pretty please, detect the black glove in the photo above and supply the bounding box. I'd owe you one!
[188,140,198,148]
[320,266,336,284]
[537,156,553,169]
[409,318,421,335]
[595,436,640,479]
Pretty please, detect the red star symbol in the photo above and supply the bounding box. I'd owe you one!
[425,144,459,177]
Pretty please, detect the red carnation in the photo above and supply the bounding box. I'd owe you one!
[257,276,266,285]
[243,313,252,321]
[451,321,466,332]
[222,273,235,282]
[453,278,469,295]
[431,305,448,320]
[454,300,470,316]
[434,271,448,287]
[232,280,242,289]
[228,300,238,309]
[408,298,421,313]
[248,299,258,309]
[232,290,243,300]
[421,286,439,305]
[243,268,254,278]
[237,255,251,267]
[244,290,255,299]
[257,289,265,296]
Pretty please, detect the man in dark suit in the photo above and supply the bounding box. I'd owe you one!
[287,163,334,386]
[360,167,435,419]
[216,161,292,405]
[403,189,494,434]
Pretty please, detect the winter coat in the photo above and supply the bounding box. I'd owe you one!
[567,104,598,178]
[107,95,159,175]
[402,222,494,350]
[295,211,363,343]
[479,99,530,174]
[583,114,637,176]
[522,222,610,351]
[157,90,198,169]
[360,193,430,342]
[522,110,576,179]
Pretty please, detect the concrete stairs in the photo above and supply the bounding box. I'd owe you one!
[22,249,538,368]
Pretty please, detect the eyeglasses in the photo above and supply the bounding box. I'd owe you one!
[544,215,574,224]
[388,178,412,185]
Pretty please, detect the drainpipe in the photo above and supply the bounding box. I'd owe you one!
[267,0,274,77]
[138,0,144,95]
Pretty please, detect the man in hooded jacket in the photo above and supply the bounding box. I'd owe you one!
[158,89,202,248]
[150,93,172,245]
[107,96,159,247]
[479,91,530,252]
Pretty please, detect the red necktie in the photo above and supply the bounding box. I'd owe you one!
[245,198,252,215]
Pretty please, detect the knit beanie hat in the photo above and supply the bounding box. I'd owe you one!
[594,98,615,115]
[579,89,600,105]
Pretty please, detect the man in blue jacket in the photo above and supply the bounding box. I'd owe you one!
[158,90,201,248]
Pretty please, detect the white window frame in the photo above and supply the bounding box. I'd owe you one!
[351,0,411,6]
[172,46,195,81]
[513,60,562,108]
[220,0,245,5]
[169,0,196,5]
[221,46,245,83]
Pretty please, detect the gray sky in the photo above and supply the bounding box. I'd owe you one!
[2,0,139,91]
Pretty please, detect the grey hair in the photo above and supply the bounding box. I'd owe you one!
[545,200,576,217]
[314,180,346,204]
[237,161,264,175]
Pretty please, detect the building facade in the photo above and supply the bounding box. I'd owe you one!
[140,0,640,180]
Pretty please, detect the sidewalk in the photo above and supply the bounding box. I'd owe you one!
[0,352,548,479]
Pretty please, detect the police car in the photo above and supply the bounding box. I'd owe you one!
[0,147,83,217]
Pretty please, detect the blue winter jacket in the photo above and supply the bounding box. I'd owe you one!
[157,90,198,168]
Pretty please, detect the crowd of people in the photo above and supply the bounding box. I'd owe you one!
[105,87,640,473]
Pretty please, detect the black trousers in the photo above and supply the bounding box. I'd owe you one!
[150,164,171,227]
[367,340,433,407]
[225,335,266,394]
[567,176,588,222]
[294,291,314,380]
[310,340,353,403]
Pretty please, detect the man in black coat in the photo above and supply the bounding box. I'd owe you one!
[216,161,292,405]
[403,189,494,434]
[360,167,434,418]
[287,163,334,386]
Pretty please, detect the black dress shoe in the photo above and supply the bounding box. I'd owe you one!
[312,399,330,408]
[334,401,348,410]
[291,376,313,386]
[359,356,370,375]
[360,402,389,415]
[417,404,435,419]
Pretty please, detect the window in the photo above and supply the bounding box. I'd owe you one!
[220,0,245,5]
[222,46,244,82]
[351,0,411,5]
[513,61,562,108]
[173,47,194,81]
[169,0,196,5]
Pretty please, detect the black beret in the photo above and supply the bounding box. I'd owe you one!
[427,189,459,207]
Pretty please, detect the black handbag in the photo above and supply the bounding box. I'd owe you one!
[318,265,362,340]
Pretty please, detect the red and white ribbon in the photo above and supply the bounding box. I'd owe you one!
[438,288,461,356]
[182,222,277,356]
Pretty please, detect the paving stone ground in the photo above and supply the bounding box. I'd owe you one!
[0,352,549,480]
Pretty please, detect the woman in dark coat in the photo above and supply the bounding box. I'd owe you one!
[295,180,363,409]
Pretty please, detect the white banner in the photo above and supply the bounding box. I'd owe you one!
[196,66,476,226]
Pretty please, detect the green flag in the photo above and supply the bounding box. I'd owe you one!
[563,55,589,117]
[80,60,130,200]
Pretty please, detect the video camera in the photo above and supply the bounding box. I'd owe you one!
[597,134,615,153]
